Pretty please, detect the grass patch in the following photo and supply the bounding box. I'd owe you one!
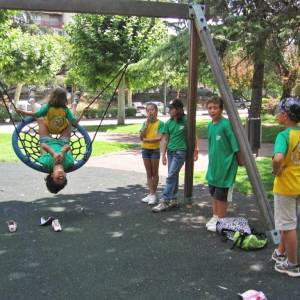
[82,114,281,143]
[194,157,273,199]
[0,133,138,162]
[91,141,138,156]
[0,134,18,162]
[84,123,141,134]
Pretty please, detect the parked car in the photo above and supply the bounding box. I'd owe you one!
[16,100,41,112]
[133,103,146,117]
[234,97,251,109]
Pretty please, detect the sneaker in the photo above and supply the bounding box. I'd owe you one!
[152,201,169,213]
[205,216,218,228]
[40,216,54,226]
[148,194,157,205]
[141,195,150,203]
[6,220,17,233]
[275,261,300,277]
[51,219,62,232]
[207,223,217,232]
[169,199,179,208]
[271,249,287,263]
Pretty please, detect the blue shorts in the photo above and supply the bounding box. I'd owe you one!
[142,148,160,160]
[40,136,70,145]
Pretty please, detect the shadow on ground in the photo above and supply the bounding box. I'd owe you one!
[0,163,299,300]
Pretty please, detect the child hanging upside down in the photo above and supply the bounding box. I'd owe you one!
[32,98,75,194]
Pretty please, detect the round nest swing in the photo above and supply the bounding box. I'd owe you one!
[12,117,92,173]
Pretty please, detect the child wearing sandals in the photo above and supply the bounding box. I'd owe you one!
[271,97,300,277]
[140,103,164,205]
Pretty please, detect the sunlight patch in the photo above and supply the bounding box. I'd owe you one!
[0,250,7,255]
[106,248,116,253]
[64,227,83,233]
[249,263,263,271]
[108,211,122,217]
[158,228,168,235]
[107,231,123,238]
[9,272,27,280]
[49,206,66,212]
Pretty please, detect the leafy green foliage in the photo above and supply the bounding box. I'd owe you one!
[0,28,65,86]
[66,15,168,91]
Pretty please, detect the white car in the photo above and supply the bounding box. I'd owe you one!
[16,100,41,112]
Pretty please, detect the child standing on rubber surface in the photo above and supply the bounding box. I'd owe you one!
[205,96,243,231]
[152,98,198,213]
[140,103,164,205]
[271,97,300,277]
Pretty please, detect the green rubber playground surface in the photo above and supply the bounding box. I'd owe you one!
[0,163,299,300]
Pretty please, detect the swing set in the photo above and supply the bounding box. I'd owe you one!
[0,0,279,243]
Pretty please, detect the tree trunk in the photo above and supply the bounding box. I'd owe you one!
[163,79,167,114]
[281,68,298,99]
[117,74,126,125]
[14,83,23,105]
[249,39,266,118]
[127,88,132,107]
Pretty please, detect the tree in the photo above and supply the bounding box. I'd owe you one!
[66,14,168,123]
[66,15,167,90]
[0,28,65,101]
[208,0,300,117]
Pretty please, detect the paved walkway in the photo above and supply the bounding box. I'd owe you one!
[87,133,274,175]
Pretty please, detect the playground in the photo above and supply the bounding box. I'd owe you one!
[0,1,299,299]
[0,156,299,300]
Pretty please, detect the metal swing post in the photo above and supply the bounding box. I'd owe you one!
[190,4,280,244]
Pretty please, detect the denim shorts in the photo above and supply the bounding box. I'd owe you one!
[141,148,160,159]
[40,136,70,145]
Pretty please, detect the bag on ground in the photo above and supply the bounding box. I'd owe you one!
[216,217,267,250]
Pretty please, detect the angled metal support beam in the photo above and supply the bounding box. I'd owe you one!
[0,0,190,19]
[191,5,279,242]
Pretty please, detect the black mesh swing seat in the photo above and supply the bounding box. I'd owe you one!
[12,117,92,173]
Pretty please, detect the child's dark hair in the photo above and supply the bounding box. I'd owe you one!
[206,95,224,110]
[45,174,67,194]
[48,87,68,108]
[169,98,184,122]
[278,97,300,123]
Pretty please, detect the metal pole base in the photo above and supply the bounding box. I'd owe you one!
[266,229,281,245]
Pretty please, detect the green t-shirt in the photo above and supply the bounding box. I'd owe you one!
[35,104,77,124]
[38,139,74,173]
[205,117,239,188]
[163,116,187,151]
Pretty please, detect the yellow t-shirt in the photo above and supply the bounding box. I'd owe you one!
[35,104,77,134]
[273,128,300,195]
[141,120,164,150]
